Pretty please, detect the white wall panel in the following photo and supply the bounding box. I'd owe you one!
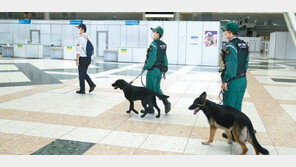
[108,25,121,50]
[274,32,287,59]
[126,25,139,47]
[285,33,296,60]
[120,25,127,47]
[177,22,187,65]
[19,24,30,43]
[13,24,20,43]
[0,24,9,32]
[163,21,178,64]
[269,33,276,59]
[139,25,148,47]
[62,25,75,45]
[186,21,203,65]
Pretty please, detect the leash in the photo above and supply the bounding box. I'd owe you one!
[140,71,166,87]
[129,70,145,85]
[218,90,224,105]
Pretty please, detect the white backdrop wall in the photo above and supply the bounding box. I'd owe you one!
[269,32,296,60]
[0,20,221,66]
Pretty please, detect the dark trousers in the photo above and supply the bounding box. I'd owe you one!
[78,57,95,91]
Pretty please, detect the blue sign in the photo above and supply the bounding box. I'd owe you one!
[125,21,140,25]
[19,19,31,24]
[70,20,83,25]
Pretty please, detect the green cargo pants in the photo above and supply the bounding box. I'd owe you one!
[146,68,163,95]
[223,77,247,111]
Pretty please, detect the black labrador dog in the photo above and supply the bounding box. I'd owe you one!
[112,79,169,118]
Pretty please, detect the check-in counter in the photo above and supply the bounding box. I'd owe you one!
[51,46,63,59]
[118,47,146,63]
[63,45,77,60]
[14,44,43,58]
[1,45,14,57]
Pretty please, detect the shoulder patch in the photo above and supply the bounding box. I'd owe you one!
[150,43,157,50]
[226,43,237,54]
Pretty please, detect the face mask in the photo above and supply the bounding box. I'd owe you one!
[151,33,155,39]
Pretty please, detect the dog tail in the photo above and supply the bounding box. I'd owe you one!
[154,93,169,100]
[246,122,269,155]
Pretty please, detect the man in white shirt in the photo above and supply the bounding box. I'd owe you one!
[76,23,96,94]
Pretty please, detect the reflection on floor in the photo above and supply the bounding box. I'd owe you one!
[1,54,296,155]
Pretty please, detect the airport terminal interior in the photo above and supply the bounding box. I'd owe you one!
[0,12,296,155]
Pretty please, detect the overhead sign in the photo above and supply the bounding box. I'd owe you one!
[70,20,83,25]
[125,21,139,25]
[19,19,31,24]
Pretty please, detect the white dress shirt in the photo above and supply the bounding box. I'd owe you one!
[76,33,89,57]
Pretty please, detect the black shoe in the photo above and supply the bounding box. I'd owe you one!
[163,99,171,114]
[76,90,85,94]
[89,84,96,93]
[222,132,235,141]
[140,108,155,114]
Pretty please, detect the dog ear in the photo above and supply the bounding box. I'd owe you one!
[200,92,207,99]
[119,80,128,90]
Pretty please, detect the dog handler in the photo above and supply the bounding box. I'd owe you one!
[141,26,171,114]
[220,21,249,139]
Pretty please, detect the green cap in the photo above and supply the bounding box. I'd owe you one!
[221,21,239,34]
[151,26,164,37]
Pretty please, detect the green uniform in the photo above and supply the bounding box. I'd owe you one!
[143,38,168,95]
[222,37,249,111]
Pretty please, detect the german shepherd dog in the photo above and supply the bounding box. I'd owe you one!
[188,92,269,155]
[112,79,169,118]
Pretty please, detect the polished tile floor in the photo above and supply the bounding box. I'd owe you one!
[0,54,296,155]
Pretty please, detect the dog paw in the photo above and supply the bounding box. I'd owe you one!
[156,115,160,118]
[228,140,233,144]
[141,114,146,118]
[202,141,210,145]
[126,111,131,113]
[134,111,138,114]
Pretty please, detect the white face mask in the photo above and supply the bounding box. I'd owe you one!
[151,33,155,39]
[78,28,83,34]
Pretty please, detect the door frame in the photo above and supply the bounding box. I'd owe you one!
[30,30,41,44]
[96,31,108,57]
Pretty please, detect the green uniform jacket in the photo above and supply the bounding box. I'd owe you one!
[143,38,168,95]
[143,38,168,71]
[222,37,249,111]
[223,38,249,83]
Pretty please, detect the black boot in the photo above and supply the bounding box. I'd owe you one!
[76,90,85,94]
[140,108,155,114]
[162,98,171,114]
[89,84,96,93]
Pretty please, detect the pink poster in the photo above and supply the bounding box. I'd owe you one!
[204,31,217,47]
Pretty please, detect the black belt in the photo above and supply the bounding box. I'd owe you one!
[147,64,162,71]
[228,73,246,82]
